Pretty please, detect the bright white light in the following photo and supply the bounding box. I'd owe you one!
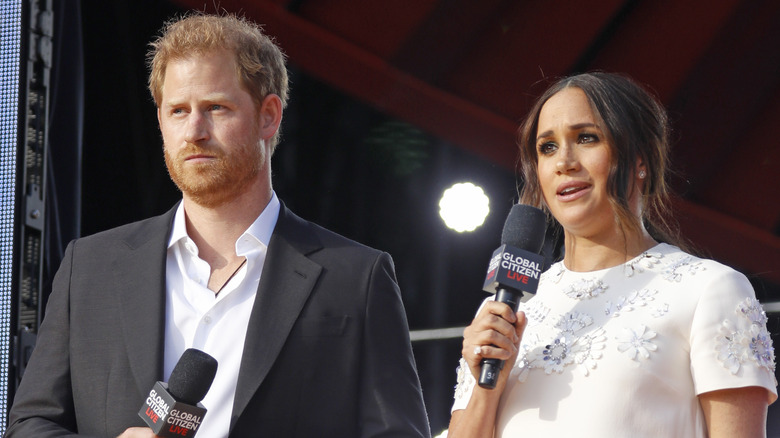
[439,182,490,232]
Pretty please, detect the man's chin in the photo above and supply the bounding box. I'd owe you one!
[173,177,233,207]
[183,191,234,209]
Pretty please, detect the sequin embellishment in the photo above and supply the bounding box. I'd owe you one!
[625,251,663,277]
[605,288,658,317]
[563,278,607,300]
[453,358,476,401]
[715,297,776,374]
[543,336,571,374]
[662,255,704,282]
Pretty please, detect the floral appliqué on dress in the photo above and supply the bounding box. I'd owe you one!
[563,278,608,300]
[715,297,776,375]
[537,312,607,376]
[616,325,658,360]
[605,288,659,318]
[523,299,551,325]
[625,251,663,277]
[663,255,704,282]
[544,262,565,284]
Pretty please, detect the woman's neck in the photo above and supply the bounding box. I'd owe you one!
[562,227,658,272]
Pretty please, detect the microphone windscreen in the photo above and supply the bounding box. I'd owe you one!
[501,204,546,253]
[167,348,218,405]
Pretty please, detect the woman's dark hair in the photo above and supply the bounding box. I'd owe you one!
[517,71,682,248]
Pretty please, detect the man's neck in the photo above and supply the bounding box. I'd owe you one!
[182,187,272,268]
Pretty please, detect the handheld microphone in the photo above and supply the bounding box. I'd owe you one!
[479,204,546,389]
[139,348,218,437]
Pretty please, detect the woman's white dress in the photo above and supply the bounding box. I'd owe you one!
[452,243,777,437]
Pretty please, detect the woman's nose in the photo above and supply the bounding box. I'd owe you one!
[555,145,579,174]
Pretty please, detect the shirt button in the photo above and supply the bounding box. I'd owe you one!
[185,242,197,254]
[203,315,212,324]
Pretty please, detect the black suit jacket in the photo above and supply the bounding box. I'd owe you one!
[5,203,431,437]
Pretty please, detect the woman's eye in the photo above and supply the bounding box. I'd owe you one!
[578,133,599,143]
[538,142,557,155]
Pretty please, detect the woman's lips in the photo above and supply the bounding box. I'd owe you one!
[556,181,591,201]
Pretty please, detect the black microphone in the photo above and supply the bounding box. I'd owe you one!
[139,348,218,437]
[479,204,546,389]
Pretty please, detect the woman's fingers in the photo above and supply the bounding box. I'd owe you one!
[462,302,526,371]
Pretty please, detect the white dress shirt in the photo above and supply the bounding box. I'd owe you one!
[164,193,280,437]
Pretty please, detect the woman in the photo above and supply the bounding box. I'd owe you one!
[448,72,777,437]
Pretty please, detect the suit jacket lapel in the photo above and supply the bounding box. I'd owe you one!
[231,205,323,425]
[114,208,174,397]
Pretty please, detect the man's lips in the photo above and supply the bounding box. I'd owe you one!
[184,152,216,161]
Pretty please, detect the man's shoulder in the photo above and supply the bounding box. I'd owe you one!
[74,206,175,249]
[278,206,383,257]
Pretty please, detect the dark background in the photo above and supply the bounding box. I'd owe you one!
[37,0,780,434]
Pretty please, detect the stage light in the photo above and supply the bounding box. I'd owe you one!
[438,182,490,232]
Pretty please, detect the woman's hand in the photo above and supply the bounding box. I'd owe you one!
[448,302,528,437]
[462,301,527,389]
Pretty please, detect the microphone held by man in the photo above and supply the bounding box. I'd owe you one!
[139,349,218,438]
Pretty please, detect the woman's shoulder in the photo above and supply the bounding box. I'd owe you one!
[539,242,745,282]
[654,243,750,283]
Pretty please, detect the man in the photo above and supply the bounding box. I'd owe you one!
[6,13,431,438]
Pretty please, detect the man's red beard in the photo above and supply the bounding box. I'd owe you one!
[164,141,263,208]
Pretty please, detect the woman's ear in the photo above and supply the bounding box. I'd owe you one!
[636,160,647,182]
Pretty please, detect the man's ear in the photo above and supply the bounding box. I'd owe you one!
[258,94,283,141]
